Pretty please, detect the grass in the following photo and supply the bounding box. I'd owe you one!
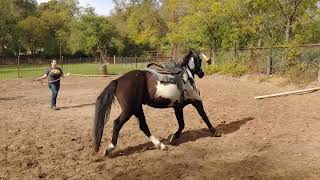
[285,63,319,85]
[0,62,150,80]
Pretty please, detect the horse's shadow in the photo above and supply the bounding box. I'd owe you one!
[110,117,254,158]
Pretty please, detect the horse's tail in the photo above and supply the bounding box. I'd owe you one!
[93,80,118,153]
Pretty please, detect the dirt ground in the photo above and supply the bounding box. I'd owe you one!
[0,74,320,180]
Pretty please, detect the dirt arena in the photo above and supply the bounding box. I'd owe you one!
[1,74,320,179]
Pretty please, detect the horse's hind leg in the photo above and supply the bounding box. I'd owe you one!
[106,111,132,156]
[134,107,166,150]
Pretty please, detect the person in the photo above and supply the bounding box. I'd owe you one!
[36,60,63,110]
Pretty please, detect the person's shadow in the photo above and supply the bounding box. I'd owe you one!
[0,96,25,101]
[60,103,95,109]
[109,117,254,158]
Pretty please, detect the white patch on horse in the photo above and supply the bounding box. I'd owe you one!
[184,82,201,101]
[185,68,193,79]
[188,57,195,70]
[182,71,189,82]
[155,81,181,105]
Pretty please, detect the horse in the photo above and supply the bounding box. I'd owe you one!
[93,51,221,156]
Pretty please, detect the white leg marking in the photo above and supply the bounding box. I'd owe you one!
[108,143,115,149]
[150,135,166,150]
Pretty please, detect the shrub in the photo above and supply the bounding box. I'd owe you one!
[205,62,249,77]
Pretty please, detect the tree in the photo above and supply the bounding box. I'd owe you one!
[276,0,318,43]
[126,2,167,49]
[0,0,19,56]
[69,9,120,56]
[17,16,48,55]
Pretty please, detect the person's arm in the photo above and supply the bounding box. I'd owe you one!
[60,68,64,77]
[36,74,47,81]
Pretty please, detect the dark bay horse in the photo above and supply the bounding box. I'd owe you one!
[94,51,221,156]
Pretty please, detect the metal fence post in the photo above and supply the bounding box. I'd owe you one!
[135,56,137,69]
[17,45,21,78]
[318,62,320,82]
[267,47,273,77]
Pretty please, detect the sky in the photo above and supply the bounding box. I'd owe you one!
[36,0,115,16]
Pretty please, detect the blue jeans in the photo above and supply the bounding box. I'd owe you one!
[49,83,60,108]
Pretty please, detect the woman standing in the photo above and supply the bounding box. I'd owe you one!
[37,60,63,110]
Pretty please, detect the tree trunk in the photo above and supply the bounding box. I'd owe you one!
[285,19,291,43]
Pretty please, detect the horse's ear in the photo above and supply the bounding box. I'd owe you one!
[207,58,212,65]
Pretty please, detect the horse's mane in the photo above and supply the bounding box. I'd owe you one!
[181,50,198,67]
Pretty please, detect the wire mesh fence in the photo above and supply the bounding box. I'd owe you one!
[209,44,320,83]
[1,44,319,83]
[0,55,171,80]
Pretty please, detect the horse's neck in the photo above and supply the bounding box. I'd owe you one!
[183,66,194,79]
[182,66,196,87]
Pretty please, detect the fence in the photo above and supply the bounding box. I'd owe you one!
[0,44,319,82]
[0,55,172,80]
[209,44,320,83]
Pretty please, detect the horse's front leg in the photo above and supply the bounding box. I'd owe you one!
[169,106,185,144]
[191,100,221,137]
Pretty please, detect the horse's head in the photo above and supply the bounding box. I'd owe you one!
[182,51,209,78]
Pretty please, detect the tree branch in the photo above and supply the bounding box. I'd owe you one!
[289,0,303,21]
[276,0,287,18]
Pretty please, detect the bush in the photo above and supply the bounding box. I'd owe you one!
[205,62,249,77]
[285,63,318,85]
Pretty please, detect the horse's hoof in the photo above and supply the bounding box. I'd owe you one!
[160,143,168,150]
[156,143,167,150]
[105,148,114,157]
[209,128,222,137]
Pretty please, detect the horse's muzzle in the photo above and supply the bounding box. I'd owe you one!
[197,71,204,78]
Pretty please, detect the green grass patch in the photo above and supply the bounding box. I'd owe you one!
[0,62,150,80]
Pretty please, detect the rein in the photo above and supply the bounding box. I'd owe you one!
[39,76,63,87]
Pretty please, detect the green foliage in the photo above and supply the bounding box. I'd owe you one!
[69,11,120,56]
[283,48,319,84]
[0,0,319,57]
[205,62,249,77]
[0,0,19,55]
[285,63,319,85]
[17,16,48,54]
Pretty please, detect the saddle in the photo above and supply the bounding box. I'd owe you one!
[144,61,185,90]
[146,61,183,74]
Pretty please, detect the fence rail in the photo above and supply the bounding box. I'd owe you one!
[1,44,319,83]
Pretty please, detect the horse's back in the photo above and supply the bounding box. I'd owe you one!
[115,70,149,107]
